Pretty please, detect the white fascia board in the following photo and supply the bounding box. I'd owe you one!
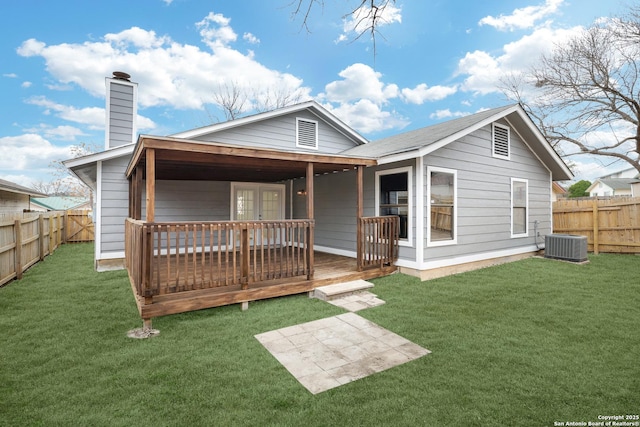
[513,108,573,180]
[63,144,135,169]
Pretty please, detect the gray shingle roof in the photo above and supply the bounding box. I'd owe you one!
[341,104,517,158]
[0,178,46,197]
[600,178,640,190]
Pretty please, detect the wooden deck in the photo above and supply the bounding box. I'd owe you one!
[131,251,396,319]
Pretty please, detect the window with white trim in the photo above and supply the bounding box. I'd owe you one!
[427,167,457,245]
[296,118,318,149]
[492,123,510,159]
[511,178,528,237]
[375,167,412,245]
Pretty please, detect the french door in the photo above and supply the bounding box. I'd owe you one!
[231,183,285,245]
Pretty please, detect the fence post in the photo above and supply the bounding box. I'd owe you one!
[14,220,23,280]
[62,211,68,244]
[38,214,45,261]
[592,199,599,255]
[48,215,54,253]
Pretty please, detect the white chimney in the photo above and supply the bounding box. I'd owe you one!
[105,71,138,150]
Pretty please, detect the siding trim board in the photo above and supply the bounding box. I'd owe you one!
[95,161,102,264]
[397,244,541,274]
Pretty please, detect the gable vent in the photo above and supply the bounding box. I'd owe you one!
[296,118,318,149]
[492,123,510,159]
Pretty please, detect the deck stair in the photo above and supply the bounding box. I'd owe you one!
[312,280,385,312]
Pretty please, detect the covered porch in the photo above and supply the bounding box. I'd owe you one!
[125,136,399,324]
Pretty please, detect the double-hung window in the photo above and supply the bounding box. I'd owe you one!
[427,167,457,245]
[511,178,528,237]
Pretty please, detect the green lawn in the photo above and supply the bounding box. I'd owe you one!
[1,243,638,426]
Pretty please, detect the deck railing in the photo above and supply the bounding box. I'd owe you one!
[125,219,314,298]
[358,215,399,270]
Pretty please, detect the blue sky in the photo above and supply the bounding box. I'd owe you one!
[0,0,628,189]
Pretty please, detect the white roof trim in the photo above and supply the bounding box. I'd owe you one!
[171,100,369,146]
[63,143,135,168]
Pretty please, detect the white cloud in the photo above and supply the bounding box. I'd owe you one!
[478,0,564,31]
[3,73,18,78]
[323,63,398,104]
[0,134,72,171]
[25,96,156,131]
[21,81,32,88]
[17,13,311,112]
[455,25,582,95]
[105,27,169,49]
[401,83,457,104]
[322,99,407,134]
[24,124,88,141]
[429,109,469,120]
[337,2,402,43]
[197,12,237,49]
[243,32,260,44]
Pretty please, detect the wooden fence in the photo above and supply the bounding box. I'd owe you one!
[0,210,94,286]
[553,197,640,254]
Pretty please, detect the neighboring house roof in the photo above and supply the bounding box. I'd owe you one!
[342,104,573,181]
[587,178,640,193]
[0,178,47,197]
[172,100,369,147]
[552,182,567,194]
[30,196,90,211]
[599,167,640,179]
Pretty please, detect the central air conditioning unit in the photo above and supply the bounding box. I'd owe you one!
[544,234,588,262]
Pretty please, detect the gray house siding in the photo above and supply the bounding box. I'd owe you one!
[99,156,130,254]
[422,121,551,263]
[107,81,135,148]
[140,181,230,222]
[0,191,29,215]
[193,111,359,154]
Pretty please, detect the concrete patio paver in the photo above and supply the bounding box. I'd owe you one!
[255,312,430,394]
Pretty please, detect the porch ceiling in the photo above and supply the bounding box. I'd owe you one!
[126,135,377,182]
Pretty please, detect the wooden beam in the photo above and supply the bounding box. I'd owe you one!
[126,136,376,178]
[146,149,155,222]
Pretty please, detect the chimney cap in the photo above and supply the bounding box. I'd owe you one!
[112,71,131,81]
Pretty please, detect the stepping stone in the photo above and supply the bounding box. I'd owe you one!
[313,279,374,301]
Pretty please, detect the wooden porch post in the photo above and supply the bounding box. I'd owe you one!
[128,176,133,219]
[306,162,314,279]
[356,165,364,271]
[134,166,142,220]
[145,149,155,223]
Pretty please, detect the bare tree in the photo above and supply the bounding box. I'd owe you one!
[206,81,306,123]
[40,142,97,197]
[252,86,304,113]
[502,6,640,174]
[210,81,249,121]
[288,0,396,55]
